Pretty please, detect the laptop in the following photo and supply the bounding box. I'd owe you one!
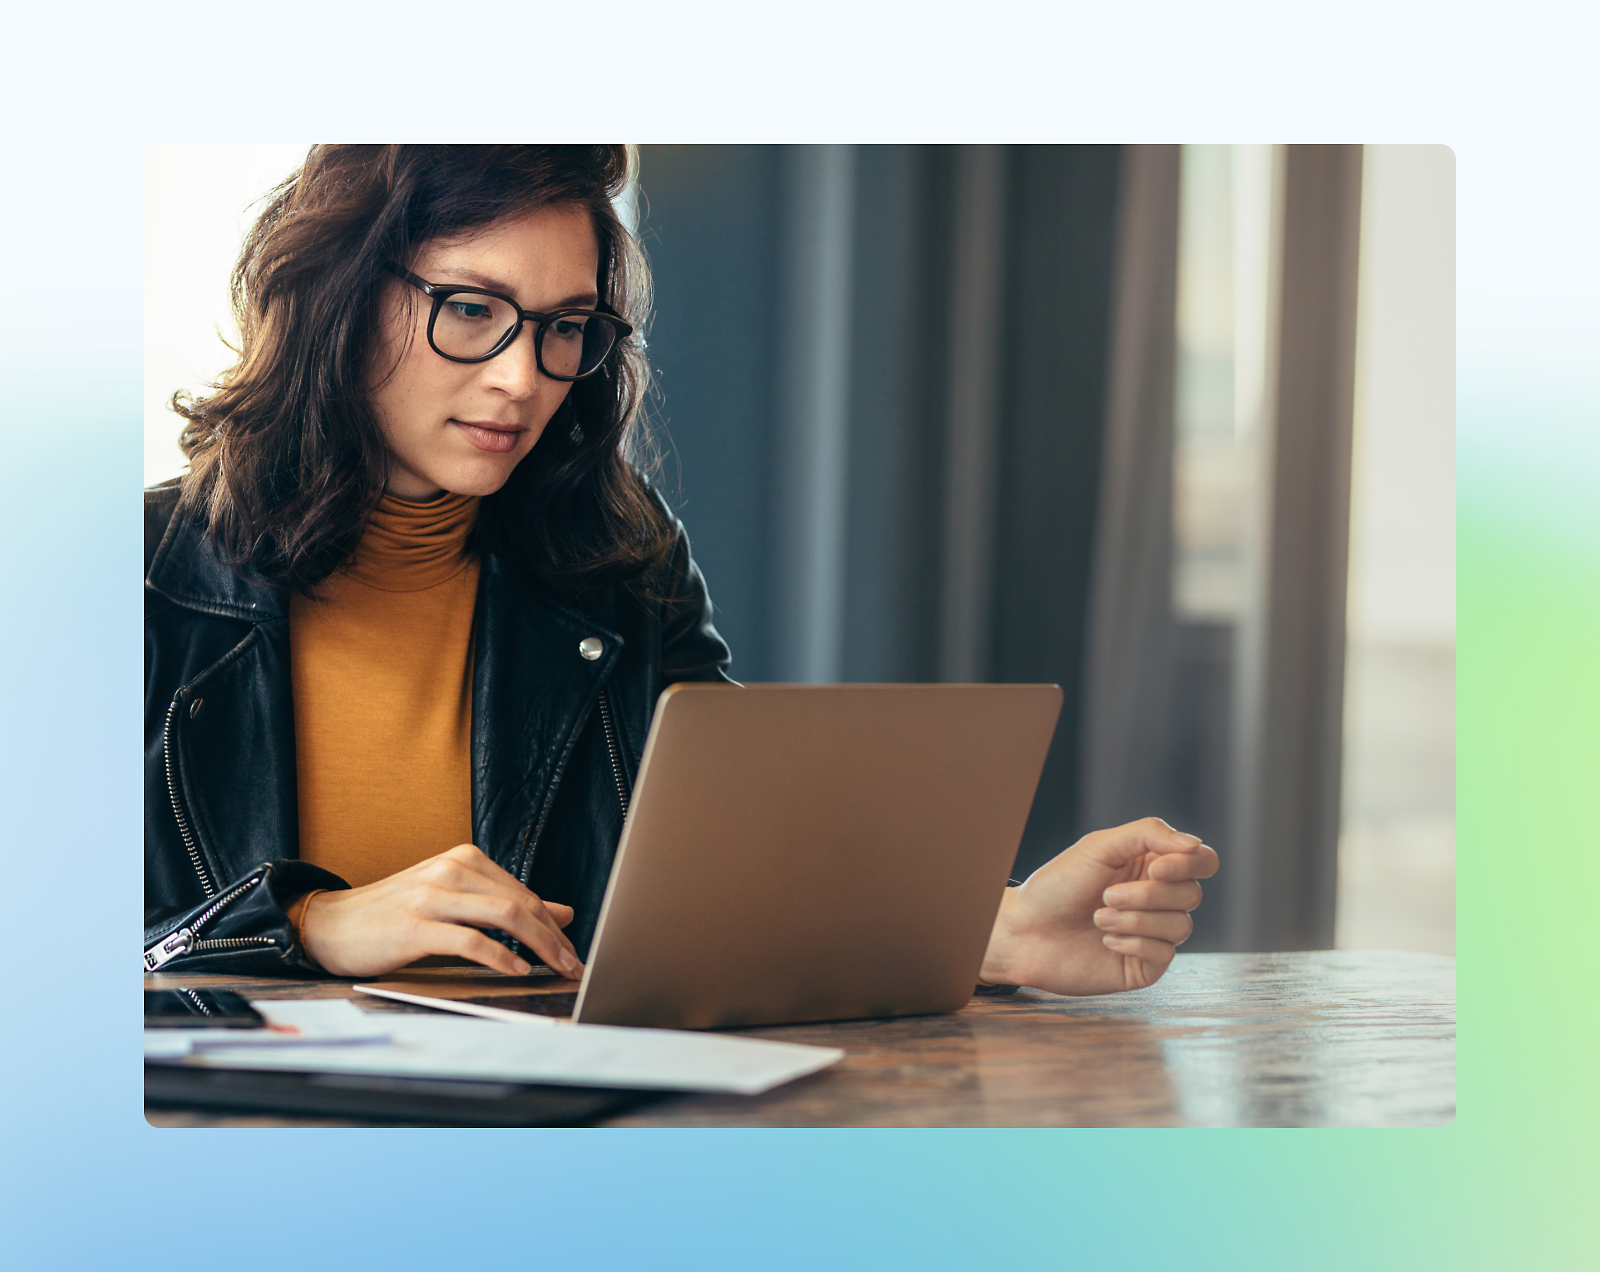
[566,682,1061,1030]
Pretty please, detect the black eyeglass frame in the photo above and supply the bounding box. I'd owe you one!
[384,261,634,380]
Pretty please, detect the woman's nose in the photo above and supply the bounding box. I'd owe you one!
[481,324,542,398]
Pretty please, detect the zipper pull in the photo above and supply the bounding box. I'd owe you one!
[143,927,193,971]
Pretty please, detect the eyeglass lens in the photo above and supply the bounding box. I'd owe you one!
[431,293,618,376]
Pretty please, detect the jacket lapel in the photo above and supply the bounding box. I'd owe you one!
[147,514,298,888]
[471,555,624,880]
[173,619,300,888]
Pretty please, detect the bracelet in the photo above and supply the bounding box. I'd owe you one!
[289,889,327,949]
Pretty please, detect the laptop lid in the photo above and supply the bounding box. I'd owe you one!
[573,683,1061,1030]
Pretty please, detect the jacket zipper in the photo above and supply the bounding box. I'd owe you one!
[148,695,281,971]
[597,688,630,819]
[516,688,631,895]
[163,694,216,899]
[143,875,276,971]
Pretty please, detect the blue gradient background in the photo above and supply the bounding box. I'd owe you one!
[3,6,1596,1267]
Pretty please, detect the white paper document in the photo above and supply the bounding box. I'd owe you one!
[151,999,843,1095]
[353,983,567,1024]
[143,999,393,1058]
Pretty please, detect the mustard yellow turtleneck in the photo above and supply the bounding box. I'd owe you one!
[290,491,480,889]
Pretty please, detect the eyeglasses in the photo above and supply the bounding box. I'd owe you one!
[384,262,633,380]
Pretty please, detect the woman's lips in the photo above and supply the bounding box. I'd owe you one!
[452,419,524,454]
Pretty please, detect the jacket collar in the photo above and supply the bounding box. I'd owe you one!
[146,508,287,622]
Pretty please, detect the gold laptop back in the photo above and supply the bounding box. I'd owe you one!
[573,683,1062,1031]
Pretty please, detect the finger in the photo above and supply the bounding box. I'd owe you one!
[421,920,537,977]
[1102,878,1203,912]
[416,885,583,978]
[1148,844,1219,882]
[1100,932,1177,973]
[1094,907,1194,945]
[1076,817,1206,871]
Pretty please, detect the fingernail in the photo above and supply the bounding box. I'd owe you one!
[512,958,532,975]
[1104,887,1127,906]
[1094,908,1119,929]
[1176,832,1202,847]
[563,956,582,977]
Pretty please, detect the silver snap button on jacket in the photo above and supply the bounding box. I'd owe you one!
[578,637,604,661]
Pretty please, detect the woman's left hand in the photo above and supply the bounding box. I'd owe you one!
[978,817,1219,996]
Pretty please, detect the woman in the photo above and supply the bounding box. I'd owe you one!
[144,143,1216,996]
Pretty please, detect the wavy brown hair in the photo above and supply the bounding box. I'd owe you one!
[173,144,672,599]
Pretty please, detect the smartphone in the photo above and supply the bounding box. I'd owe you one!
[145,988,266,1029]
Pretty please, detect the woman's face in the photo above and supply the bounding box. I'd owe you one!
[368,204,601,501]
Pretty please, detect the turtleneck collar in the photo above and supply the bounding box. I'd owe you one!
[342,490,480,592]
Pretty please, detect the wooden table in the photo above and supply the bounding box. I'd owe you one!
[147,949,1454,1128]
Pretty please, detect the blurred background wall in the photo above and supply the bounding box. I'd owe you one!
[145,144,1455,956]
[1338,146,1454,956]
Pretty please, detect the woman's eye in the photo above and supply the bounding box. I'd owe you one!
[446,301,494,321]
[549,316,589,339]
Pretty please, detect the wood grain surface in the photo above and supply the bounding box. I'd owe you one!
[146,949,1454,1128]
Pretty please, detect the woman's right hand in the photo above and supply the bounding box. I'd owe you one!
[298,843,584,980]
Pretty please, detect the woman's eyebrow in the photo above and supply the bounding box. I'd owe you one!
[442,267,599,310]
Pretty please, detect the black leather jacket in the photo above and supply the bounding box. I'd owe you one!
[143,480,733,975]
